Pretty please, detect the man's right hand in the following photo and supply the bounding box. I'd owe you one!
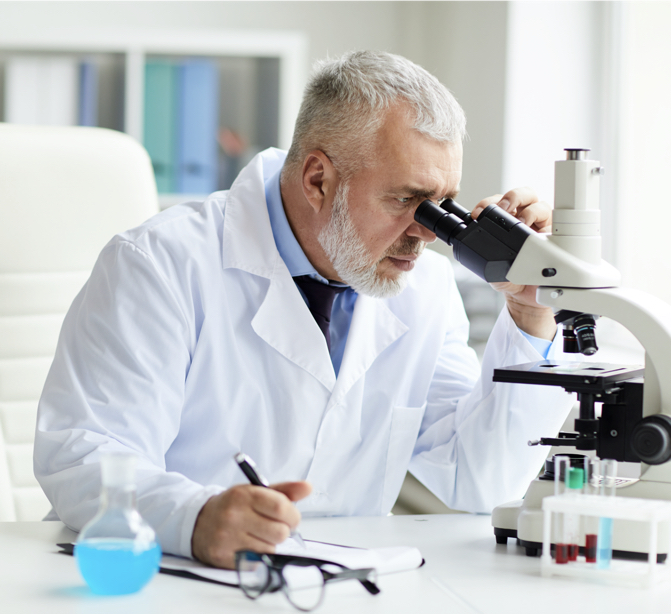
[191,481,312,569]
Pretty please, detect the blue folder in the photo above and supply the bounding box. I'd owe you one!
[176,60,220,195]
[78,60,98,127]
[144,61,179,193]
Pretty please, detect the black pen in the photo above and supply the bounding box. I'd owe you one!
[234,452,306,548]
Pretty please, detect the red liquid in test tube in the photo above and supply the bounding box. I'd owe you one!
[556,543,569,564]
[585,534,597,563]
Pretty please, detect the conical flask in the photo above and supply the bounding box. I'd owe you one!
[74,452,161,595]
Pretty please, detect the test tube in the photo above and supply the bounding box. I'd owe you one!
[597,459,617,569]
[554,456,571,564]
[564,467,584,561]
[584,458,600,563]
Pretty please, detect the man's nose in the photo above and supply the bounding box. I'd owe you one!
[406,220,437,243]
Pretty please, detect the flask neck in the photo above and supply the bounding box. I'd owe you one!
[100,484,137,511]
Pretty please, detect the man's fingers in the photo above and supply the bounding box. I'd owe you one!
[271,480,313,502]
[497,186,537,213]
[471,194,502,220]
[515,201,552,232]
[472,187,551,232]
[244,511,292,545]
[250,484,304,529]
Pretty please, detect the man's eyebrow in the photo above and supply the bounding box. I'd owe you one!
[390,186,461,201]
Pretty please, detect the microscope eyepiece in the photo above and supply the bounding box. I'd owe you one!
[440,198,473,223]
[414,198,534,283]
[415,199,467,246]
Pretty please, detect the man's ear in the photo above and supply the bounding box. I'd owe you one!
[301,150,337,214]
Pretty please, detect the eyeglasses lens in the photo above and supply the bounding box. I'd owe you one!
[238,552,270,599]
[282,564,325,611]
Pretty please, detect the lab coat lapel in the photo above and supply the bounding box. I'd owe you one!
[252,270,337,392]
[221,150,337,392]
[329,294,409,405]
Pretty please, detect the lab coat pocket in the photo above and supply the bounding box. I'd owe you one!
[381,402,427,513]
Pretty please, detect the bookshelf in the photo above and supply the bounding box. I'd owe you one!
[0,29,308,207]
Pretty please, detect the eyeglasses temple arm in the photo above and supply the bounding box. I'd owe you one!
[323,567,380,595]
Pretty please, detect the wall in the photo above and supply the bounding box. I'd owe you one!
[617,2,671,303]
[422,2,509,213]
[0,2,401,64]
[503,3,604,204]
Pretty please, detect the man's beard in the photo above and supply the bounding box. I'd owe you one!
[317,181,425,298]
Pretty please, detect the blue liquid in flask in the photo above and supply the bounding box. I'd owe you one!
[75,538,161,595]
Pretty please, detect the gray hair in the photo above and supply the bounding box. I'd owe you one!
[283,50,466,181]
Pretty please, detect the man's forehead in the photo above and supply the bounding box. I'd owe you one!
[376,104,463,155]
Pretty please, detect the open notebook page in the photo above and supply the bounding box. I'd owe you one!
[160,537,423,586]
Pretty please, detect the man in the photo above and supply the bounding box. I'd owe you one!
[35,50,572,569]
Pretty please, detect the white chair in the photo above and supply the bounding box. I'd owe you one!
[0,124,159,520]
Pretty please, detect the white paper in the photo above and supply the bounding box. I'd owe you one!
[159,538,423,586]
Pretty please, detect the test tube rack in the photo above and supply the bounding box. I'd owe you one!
[541,494,671,588]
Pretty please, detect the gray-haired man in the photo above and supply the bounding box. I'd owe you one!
[35,51,572,569]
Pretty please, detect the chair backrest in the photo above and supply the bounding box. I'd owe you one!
[0,123,159,520]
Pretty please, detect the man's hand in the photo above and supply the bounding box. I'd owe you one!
[471,187,557,341]
[191,481,312,569]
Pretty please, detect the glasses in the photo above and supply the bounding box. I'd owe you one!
[235,550,380,611]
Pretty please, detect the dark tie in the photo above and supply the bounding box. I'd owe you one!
[294,275,348,351]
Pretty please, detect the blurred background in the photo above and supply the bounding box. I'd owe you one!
[1,0,669,514]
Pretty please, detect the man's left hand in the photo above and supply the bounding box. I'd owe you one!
[471,187,557,341]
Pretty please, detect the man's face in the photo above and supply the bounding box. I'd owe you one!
[318,109,463,298]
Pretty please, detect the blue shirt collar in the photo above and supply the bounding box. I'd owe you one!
[264,168,329,283]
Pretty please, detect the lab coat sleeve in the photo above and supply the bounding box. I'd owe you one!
[34,238,224,558]
[408,304,574,513]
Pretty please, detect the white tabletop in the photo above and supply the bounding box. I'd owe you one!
[3,514,671,614]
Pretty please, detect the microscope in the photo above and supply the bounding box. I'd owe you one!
[415,149,671,559]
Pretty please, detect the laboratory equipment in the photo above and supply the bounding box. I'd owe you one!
[75,452,161,595]
[584,457,601,564]
[541,494,671,587]
[557,465,584,563]
[598,459,618,569]
[552,456,571,564]
[415,148,671,559]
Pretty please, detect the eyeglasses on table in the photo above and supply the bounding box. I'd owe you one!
[235,550,381,611]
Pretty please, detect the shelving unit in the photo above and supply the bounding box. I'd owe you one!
[0,29,308,206]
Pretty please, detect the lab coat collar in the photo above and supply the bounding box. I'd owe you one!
[221,148,286,278]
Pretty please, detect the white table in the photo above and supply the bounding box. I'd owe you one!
[2,514,671,614]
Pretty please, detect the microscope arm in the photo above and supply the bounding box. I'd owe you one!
[505,231,620,288]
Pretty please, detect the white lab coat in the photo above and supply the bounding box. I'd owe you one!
[35,148,573,558]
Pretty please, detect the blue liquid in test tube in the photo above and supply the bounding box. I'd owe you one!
[597,517,613,569]
[596,459,617,570]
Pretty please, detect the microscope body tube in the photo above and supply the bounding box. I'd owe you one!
[551,149,603,265]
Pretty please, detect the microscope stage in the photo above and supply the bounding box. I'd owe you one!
[493,361,644,392]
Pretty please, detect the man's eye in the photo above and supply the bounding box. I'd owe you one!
[397,197,411,204]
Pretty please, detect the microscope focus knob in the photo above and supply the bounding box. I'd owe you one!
[631,415,671,465]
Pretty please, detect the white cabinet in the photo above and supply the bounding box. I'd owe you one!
[0,29,308,205]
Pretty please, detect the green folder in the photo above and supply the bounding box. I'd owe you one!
[144,60,179,193]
